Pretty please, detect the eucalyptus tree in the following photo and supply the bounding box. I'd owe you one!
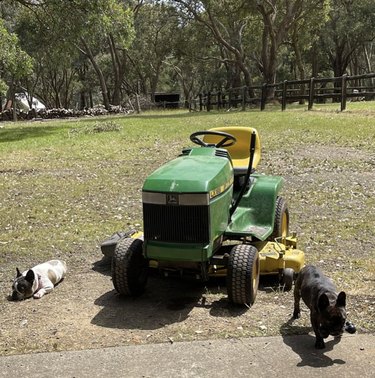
[286,1,330,81]
[13,5,80,108]
[0,17,33,111]
[173,0,331,98]
[10,0,134,109]
[250,0,330,97]
[53,0,133,109]
[128,1,180,99]
[173,0,256,91]
[170,19,225,104]
[319,0,375,78]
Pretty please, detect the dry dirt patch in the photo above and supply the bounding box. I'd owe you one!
[0,254,290,355]
[0,248,373,356]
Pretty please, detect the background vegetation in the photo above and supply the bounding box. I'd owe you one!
[0,0,374,110]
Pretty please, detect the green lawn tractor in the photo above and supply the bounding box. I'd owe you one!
[102,127,305,306]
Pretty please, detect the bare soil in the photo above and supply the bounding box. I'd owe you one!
[1,144,374,356]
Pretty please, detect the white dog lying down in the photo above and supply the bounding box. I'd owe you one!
[11,260,67,300]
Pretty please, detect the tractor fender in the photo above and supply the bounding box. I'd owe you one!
[226,174,284,240]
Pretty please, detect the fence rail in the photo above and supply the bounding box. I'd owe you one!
[192,73,375,112]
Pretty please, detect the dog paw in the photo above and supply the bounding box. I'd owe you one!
[315,340,325,349]
[292,310,300,319]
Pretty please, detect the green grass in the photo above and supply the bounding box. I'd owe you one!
[1,103,374,285]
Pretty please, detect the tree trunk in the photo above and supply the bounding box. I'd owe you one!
[292,29,306,104]
[108,34,125,106]
[177,2,254,97]
[80,37,111,110]
[363,44,375,90]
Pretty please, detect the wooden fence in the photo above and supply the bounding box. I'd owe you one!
[193,73,375,112]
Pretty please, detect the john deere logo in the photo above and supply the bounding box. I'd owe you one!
[166,194,179,205]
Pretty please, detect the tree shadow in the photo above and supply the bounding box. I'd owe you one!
[280,318,346,368]
[91,274,206,330]
[0,124,70,143]
[91,262,251,330]
[126,111,215,120]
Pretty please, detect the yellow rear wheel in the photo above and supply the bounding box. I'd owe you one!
[269,196,289,241]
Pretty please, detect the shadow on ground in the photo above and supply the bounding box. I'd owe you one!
[280,319,346,368]
[91,259,249,330]
[0,124,71,143]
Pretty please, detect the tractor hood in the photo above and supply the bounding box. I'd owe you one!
[142,147,233,195]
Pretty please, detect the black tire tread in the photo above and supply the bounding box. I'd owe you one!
[227,244,259,305]
[112,238,147,296]
[269,196,289,241]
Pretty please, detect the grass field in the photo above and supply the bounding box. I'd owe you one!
[0,102,374,354]
[1,103,374,262]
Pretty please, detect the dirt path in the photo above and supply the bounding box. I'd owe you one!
[0,254,300,355]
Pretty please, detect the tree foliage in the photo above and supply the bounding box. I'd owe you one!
[0,17,33,95]
[0,0,374,109]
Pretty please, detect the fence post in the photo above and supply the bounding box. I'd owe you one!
[308,77,315,110]
[207,91,211,111]
[242,86,247,111]
[341,74,348,111]
[260,84,267,111]
[281,80,287,111]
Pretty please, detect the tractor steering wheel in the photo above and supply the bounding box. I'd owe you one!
[190,130,237,148]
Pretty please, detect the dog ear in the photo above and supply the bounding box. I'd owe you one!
[25,270,35,283]
[16,268,22,277]
[336,291,346,307]
[318,293,330,312]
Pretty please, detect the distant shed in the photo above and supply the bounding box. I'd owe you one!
[154,93,180,108]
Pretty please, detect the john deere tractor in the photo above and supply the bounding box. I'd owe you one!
[102,127,305,306]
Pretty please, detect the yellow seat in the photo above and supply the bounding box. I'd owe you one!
[203,126,261,174]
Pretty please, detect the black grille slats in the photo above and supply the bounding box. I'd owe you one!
[143,203,209,243]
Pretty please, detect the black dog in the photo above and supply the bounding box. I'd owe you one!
[293,265,347,349]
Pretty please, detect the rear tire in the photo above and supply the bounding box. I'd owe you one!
[269,196,289,241]
[112,238,148,296]
[227,244,260,306]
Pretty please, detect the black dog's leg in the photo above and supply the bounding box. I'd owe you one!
[310,312,325,349]
[293,284,301,319]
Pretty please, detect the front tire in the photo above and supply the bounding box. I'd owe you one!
[227,244,260,306]
[112,237,148,297]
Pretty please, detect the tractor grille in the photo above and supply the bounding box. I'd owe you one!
[143,203,210,243]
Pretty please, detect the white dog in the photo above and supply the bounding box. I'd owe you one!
[11,260,67,300]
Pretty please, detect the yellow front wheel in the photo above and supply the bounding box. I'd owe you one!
[227,244,260,306]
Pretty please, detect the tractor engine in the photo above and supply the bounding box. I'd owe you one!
[142,147,233,265]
